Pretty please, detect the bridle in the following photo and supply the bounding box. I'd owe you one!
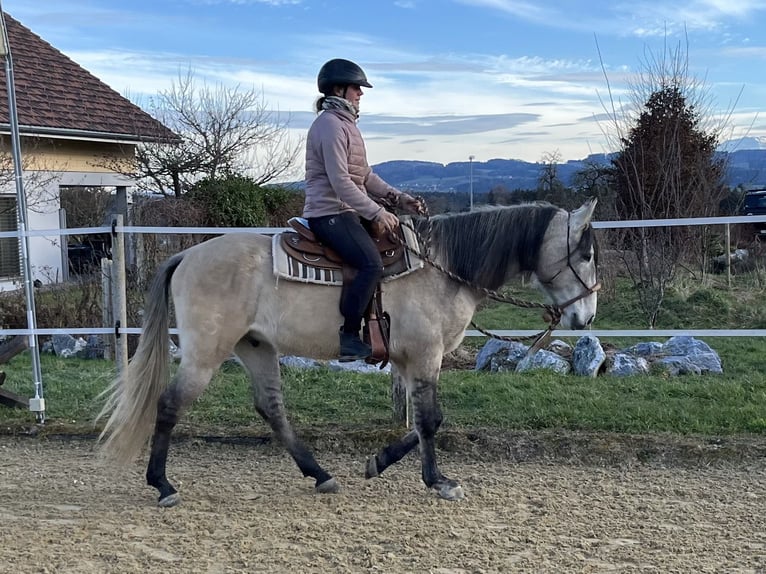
[537,213,601,326]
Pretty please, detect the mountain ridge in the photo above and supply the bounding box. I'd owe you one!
[370,148,766,194]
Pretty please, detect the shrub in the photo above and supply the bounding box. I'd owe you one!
[186,174,301,228]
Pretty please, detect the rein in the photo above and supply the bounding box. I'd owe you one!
[393,200,600,352]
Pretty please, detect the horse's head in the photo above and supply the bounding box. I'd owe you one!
[533,198,599,330]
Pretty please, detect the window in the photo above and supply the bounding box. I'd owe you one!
[0,196,20,279]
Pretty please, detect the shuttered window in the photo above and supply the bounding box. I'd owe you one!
[0,196,20,279]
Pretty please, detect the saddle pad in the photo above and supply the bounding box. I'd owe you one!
[272,221,424,286]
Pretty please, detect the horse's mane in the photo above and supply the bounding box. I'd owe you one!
[415,203,560,291]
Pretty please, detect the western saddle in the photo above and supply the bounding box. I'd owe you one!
[278,217,408,367]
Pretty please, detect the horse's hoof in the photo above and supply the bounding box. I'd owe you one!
[365,455,379,479]
[158,492,182,507]
[316,477,340,494]
[433,481,465,501]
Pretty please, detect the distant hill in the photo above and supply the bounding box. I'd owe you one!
[370,149,766,194]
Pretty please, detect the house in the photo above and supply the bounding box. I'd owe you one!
[0,13,176,290]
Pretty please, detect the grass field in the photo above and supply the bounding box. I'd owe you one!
[1,274,765,437]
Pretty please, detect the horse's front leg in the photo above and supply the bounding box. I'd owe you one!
[411,377,464,500]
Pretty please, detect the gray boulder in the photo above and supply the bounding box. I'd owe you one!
[516,349,571,374]
[607,353,650,377]
[489,342,530,373]
[475,339,519,371]
[572,335,606,377]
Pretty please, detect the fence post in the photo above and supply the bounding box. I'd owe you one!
[101,257,114,361]
[390,364,409,426]
[726,223,731,289]
[111,214,128,374]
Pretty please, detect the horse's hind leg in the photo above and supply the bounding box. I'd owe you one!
[146,363,216,507]
[234,339,339,494]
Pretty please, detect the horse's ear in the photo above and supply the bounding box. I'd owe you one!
[569,197,598,231]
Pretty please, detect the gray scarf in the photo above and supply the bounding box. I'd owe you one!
[322,96,359,119]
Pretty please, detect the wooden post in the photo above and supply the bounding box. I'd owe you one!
[726,223,732,289]
[101,257,114,361]
[390,364,409,426]
[112,215,129,374]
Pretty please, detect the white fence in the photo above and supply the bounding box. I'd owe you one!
[2,213,766,340]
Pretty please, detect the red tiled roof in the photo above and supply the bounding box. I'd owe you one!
[0,13,177,143]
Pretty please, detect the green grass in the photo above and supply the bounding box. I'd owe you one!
[1,274,765,437]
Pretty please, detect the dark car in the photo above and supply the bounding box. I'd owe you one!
[741,189,766,234]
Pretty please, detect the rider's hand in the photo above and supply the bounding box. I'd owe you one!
[401,194,426,215]
[374,210,400,234]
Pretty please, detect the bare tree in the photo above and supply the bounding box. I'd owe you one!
[126,70,303,197]
[537,150,563,194]
[596,35,731,327]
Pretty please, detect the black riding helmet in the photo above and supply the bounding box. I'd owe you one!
[317,58,372,94]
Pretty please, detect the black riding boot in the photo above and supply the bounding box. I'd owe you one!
[339,328,371,362]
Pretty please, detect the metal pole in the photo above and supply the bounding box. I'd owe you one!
[0,8,45,422]
[469,155,475,211]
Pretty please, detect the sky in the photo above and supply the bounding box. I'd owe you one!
[4,0,766,169]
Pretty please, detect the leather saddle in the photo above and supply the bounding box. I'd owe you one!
[278,216,410,368]
[280,217,406,271]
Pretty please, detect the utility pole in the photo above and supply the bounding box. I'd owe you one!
[468,155,475,211]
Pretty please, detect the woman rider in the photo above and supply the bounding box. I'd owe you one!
[303,58,423,361]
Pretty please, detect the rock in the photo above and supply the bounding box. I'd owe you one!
[488,342,529,373]
[52,334,77,357]
[516,349,571,374]
[572,335,606,377]
[607,353,650,377]
[656,356,703,376]
[82,335,105,360]
[327,360,392,374]
[474,339,519,371]
[662,336,715,357]
[280,355,322,369]
[622,341,663,357]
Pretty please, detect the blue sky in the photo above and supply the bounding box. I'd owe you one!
[5,0,766,167]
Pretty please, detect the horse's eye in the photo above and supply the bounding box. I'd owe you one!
[582,251,593,263]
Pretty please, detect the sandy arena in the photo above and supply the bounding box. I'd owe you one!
[1,433,765,573]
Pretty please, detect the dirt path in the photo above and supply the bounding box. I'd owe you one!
[1,435,765,573]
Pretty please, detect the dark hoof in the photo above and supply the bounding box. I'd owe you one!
[432,480,464,501]
[316,477,340,494]
[158,492,182,507]
[365,455,379,479]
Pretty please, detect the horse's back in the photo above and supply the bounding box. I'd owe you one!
[169,233,274,342]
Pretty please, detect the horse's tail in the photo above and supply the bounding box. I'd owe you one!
[96,253,185,464]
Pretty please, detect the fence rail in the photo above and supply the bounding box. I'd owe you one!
[2,213,766,342]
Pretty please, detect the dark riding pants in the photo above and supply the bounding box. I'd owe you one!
[308,212,383,335]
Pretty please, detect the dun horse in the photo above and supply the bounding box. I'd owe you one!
[98,199,599,506]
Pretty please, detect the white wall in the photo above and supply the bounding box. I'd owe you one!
[0,170,135,291]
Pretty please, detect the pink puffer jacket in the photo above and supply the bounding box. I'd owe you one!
[303,108,406,220]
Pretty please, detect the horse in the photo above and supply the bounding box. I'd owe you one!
[98,199,599,506]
